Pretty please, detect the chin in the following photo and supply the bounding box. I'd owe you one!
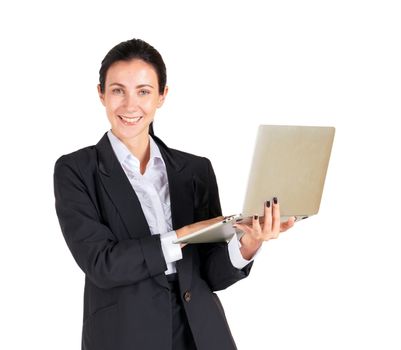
[112,124,150,141]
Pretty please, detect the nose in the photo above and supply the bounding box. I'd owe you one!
[124,91,139,112]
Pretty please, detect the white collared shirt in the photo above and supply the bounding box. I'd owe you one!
[107,130,253,275]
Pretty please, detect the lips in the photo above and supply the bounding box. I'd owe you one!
[118,115,143,125]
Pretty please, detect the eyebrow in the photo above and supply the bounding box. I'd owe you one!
[108,82,155,89]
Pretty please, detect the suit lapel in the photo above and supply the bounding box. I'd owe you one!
[95,133,151,239]
[153,136,194,230]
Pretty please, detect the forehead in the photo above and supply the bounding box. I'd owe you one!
[105,59,158,86]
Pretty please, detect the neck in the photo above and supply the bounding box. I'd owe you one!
[114,130,151,175]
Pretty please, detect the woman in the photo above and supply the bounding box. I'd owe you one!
[54,38,295,350]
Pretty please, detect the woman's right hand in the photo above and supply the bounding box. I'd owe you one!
[176,216,224,248]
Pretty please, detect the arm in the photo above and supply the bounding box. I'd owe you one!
[54,155,168,290]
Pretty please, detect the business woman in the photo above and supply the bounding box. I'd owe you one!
[54,38,295,350]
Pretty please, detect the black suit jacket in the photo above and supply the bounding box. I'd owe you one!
[54,132,253,350]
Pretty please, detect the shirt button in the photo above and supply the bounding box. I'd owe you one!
[183,291,192,303]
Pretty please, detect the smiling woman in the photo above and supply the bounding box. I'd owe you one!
[97,59,168,173]
[53,38,294,350]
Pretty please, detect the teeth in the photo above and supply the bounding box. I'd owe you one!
[120,115,142,123]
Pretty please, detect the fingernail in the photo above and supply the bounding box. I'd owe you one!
[265,200,271,208]
[254,215,258,220]
[273,197,278,204]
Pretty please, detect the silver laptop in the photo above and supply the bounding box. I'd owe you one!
[174,125,335,244]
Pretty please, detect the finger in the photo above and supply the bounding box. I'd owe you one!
[271,197,280,237]
[252,215,262,239]
[280,216,296,232]
[262,200,273,235]
[233,223,254,236]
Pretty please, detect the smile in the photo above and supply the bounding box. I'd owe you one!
[118,115,143,125]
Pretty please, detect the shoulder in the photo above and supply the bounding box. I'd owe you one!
[54,144,98,180]
[55,144,97,166]
[152,134,212,172]
[170,147,208,164]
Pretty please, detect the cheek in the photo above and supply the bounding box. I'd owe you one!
[106,98,122,113]
[144,97,162,111]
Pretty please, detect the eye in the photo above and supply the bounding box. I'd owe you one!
[112,88,124,95]
[138,89,151,96]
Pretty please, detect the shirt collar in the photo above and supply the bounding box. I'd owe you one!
[107,130,165,171]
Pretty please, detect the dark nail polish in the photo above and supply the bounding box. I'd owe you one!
[265,200,271,208]
[254,215,258,220]
[273,197,278,204]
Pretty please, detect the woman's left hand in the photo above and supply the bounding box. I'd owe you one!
[233,197,296,260]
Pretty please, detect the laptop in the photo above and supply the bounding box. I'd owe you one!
[174,125,335,244]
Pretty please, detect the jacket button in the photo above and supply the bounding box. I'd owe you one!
[183,291,192,303]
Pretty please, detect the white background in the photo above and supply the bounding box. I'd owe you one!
[1,0,400,349]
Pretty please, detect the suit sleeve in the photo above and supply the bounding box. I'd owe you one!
[54,155,167,290]
[198,158,253,291]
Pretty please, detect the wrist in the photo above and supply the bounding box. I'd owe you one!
[239,234,262,260]
[176,226,189,238]
[240,233,262,250]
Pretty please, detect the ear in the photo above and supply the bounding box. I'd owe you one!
[97,84,106,106]
[157,86,169,108]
